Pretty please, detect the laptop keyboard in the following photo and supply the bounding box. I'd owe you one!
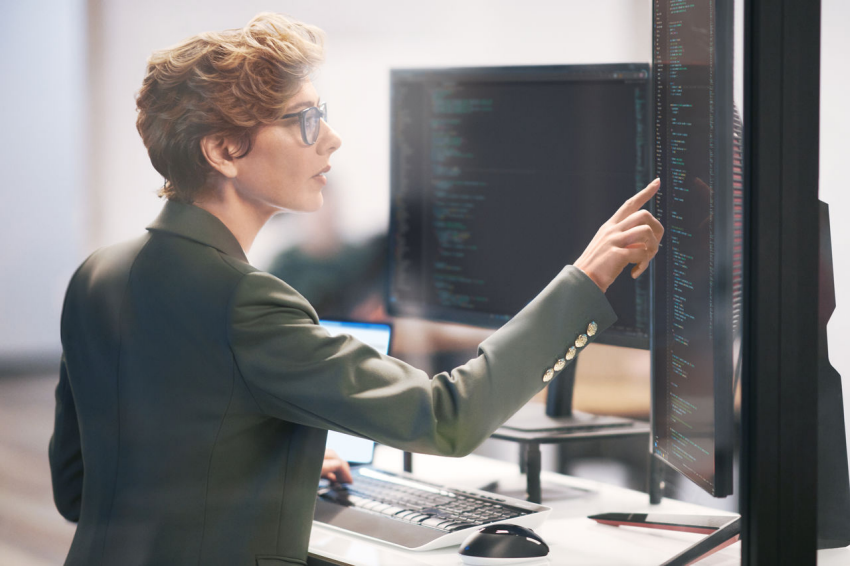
[317,467,534,533]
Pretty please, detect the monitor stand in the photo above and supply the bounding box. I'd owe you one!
[488,361,651,504]
[503,362,636,433]
[814,200,850,549]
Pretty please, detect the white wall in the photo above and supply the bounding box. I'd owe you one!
[820,1,850,450]
[86,0,652,268]
[0,0,88,361]
[0,0,651,361]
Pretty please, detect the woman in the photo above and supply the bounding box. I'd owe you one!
[49,13,662,566]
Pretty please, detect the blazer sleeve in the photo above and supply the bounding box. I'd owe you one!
[228,265,617,457]
[48,355,84,522]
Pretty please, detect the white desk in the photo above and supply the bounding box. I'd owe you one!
[309,447,850,565]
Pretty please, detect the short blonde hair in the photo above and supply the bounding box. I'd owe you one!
[135,13,325,203]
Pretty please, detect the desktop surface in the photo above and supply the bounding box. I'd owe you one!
[309,447,850,566]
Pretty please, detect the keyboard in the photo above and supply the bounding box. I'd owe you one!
[313,466,551,551]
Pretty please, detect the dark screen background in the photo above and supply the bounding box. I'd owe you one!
[652,0,735,498]
[388,66,650,346]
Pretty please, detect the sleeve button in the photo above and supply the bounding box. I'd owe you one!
[565,346,577,360]
[543,368,555,383]
[575,334,588,348]
[587,321,598,337]
[554,358,566,372]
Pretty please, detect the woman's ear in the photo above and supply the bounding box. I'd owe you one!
[200,134,239,179]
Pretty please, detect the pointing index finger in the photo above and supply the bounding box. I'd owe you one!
[612,178,660,223]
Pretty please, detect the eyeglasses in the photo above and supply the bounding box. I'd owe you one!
[281,102,328,146]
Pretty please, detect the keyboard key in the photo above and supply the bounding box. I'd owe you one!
[447,522,477,532]
[422,517,453,529]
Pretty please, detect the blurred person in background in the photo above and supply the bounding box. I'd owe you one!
[266,186,485,378]
[49,12,663,566]
[266,184,388,322]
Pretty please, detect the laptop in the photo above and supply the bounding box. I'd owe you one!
[313,319,551,551]
[319,319,391,465]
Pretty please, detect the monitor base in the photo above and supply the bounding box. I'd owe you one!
[480,475,592,504]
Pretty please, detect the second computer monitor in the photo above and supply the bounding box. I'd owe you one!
[651,0,737,498]
[387,64,651,348]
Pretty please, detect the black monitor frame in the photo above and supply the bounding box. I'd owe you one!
[740,0,820,561]
[386,63,652,351]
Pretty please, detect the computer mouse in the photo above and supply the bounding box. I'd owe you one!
[458,523,550,565]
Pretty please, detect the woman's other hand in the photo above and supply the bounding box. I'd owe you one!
[574,178,664,293]
[321,449,353,484]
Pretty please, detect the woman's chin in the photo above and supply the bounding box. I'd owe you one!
[300,194,324,213]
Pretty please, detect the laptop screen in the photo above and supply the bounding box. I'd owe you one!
[319,319,392,465]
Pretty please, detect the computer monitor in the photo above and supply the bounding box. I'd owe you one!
[387,64,652,418]
[650,0,738,498]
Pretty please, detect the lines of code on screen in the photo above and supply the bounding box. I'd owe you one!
[652,0,727,496]
[388,66,650,342]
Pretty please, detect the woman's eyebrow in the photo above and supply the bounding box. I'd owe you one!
[285,98,320,113]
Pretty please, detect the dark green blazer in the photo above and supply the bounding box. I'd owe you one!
[49,201,616,566]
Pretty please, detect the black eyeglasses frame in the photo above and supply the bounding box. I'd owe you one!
[280,102,328,146]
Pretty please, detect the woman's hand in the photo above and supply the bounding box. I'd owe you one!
[574,179,664,293]
[321,449,353,484]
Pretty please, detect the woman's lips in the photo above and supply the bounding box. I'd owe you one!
[313,165,330,185]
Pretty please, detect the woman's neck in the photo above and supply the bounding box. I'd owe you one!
[193,182,277,256]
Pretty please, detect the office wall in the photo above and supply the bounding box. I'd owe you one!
[85,0,653,266]
[0,0,88,365]
[820,1,850,450]
[0,0,651,365]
